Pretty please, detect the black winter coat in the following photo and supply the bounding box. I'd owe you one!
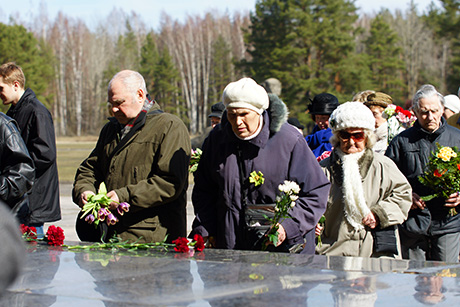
[0,113,35,222]
[386,118,460,235]
[7,89,61,224]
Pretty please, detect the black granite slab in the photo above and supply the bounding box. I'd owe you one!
[2,242,460,306]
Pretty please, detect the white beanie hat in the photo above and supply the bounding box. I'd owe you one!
[329,101,375,132]
[222,77,269,114]
[444,94,460,113]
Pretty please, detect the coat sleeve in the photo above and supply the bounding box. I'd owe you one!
[189,134,218,238]
[25,111,57,178]
[370,157,412,228]
[281,136,330,244]
[0,120,35,205]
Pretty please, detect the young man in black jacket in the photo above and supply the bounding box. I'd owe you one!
[0,62,60,237]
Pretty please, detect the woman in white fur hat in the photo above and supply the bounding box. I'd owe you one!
[316,101,412,258]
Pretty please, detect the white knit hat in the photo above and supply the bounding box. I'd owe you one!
[329,101,375,132]
[444,94,460,114]
[222,77,269,114]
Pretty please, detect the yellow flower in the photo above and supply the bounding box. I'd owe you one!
[249,171,265,186]
[437,146,457,162]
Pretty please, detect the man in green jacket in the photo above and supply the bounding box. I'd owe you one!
[73,70,191,243]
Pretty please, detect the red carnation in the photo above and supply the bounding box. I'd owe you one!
[45,225,65,246]
[20,224,37,240]
[457,164,460,171]
[193,234,205,252]
[173,237,190,253]
[434,169,445,178]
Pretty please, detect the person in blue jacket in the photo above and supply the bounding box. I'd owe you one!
[305,93,339,157]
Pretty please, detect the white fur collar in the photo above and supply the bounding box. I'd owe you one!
[336,149,370,230]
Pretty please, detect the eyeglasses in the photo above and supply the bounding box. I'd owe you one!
[338,131,365,142]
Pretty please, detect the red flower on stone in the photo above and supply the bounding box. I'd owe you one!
[20,224,37,240]
[193,234,205,252]
[45,225,65,246]
[173,237,190,253]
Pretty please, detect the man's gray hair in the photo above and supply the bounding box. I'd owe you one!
[108,70,147,97]
[412,84,444,112]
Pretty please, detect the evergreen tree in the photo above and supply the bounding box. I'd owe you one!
[424,0,460,93]
[0,23,54,110]
[139,33,182,118]
[364,14,405,101]
[241,0,360,112]
[210,35,233,104]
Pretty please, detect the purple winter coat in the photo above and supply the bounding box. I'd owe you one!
[191,95,330,250]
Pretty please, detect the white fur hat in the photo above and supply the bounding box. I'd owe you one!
[222,77,269,114]
[329,101,375,132]
[444,94,460,114]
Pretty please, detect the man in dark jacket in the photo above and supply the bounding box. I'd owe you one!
[0,62,60,235]
[73,70,190,243]
[191,77,330,252]
[386,84,460,262]
[0,113,35,223]
[305,93,339,157]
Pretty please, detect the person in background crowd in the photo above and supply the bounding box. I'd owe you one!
[316,101,411,258]
[0,112,34,223]
[364,92,393,154]
[386,84,460,262]
[443,94,460,119]
[191,102,225,149]
[352,90,375,103]
[305,93,339,157]
[73,70,191,243]
[287,117,305,135]
[0,62,60,237]
[191,77,330,253]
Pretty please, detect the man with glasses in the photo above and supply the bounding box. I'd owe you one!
[386,84,460,262]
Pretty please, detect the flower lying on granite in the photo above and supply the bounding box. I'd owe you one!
[20,224,37,241]
[20,224,65,246]
[173,234,205,253]
[80,182,130,227]
[45,225,65,246]
[67,234,205,254]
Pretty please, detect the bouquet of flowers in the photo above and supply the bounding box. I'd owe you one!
[189,148,202,173]
[263,180,300,248]
[418,144,460,215]
[80,182,130,227]
[383,104,416,143]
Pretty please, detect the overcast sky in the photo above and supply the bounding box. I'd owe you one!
[0,0,438,30]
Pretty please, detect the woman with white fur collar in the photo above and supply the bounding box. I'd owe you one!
[316,101,412,258]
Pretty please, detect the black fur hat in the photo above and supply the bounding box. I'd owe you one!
[307,93,339,115]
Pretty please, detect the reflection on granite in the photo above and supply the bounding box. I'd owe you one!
[2,242,460,306]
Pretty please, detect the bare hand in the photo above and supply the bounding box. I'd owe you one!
[315,223,323,236]
[106,190,120,210]
[445,192,460,208]
[411,192,426,210]
[79,191,95,207]
[276,224,286,246]
[362,212,379,229]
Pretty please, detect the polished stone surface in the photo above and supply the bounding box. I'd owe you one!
[2,243,460,306]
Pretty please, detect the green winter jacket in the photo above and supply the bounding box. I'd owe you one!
[73,103,191,243]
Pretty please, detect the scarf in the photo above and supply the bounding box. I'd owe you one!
[119,99,154,140]
[336,149,370,230]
